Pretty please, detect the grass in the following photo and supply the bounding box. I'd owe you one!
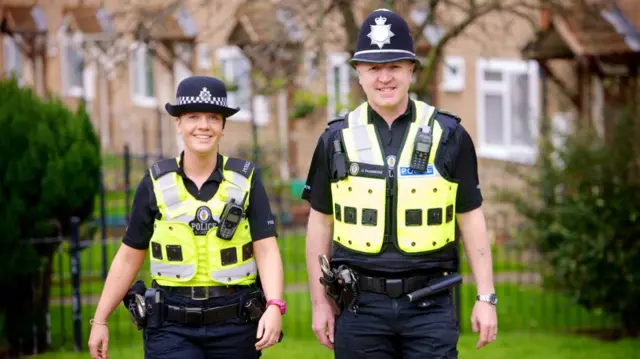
[29,332,640,359]
[43,282,619,354]
[31,286,633,358]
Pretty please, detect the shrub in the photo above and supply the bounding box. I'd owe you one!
[497,108,640,337]
[0,78,101,354]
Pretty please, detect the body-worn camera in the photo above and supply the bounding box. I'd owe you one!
[410,128,433,173]
[217,199,244,240]
[331,138,349,180]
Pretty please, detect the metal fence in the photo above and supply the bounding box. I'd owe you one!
[1,145,621,357]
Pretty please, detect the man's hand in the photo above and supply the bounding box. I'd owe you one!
[311,299,336,350]
[471,301,497,349]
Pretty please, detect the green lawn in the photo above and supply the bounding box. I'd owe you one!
[29,332,640,359]
[43,282,618,353]
[30,286,633,359]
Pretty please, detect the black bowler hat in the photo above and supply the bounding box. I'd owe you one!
[350,8,419,65]
[165,76,240,118]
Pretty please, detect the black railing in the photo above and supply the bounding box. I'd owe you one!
[2,145,621,357]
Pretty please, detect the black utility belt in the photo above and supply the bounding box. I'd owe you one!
[153,283,253,300]
[357,272,448,298]
[165,303,239,326]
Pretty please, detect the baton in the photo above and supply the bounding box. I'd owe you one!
[406,273,463,302]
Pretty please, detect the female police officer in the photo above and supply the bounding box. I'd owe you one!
[88,76,286,359]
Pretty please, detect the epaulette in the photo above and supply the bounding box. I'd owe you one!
[151,158,179,180]
[436,109,462,124]
[434,109,462,144]
[325,116,346,131]
[224,157,255,178]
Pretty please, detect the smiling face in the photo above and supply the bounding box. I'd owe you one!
[355,60,415,112]
[175,112,224,155]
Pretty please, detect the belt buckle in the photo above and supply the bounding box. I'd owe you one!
[385,279,403,298]
[191,286,209,300]
[185,307,203,325]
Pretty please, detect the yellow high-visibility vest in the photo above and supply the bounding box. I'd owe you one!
[147,155,257,287]
[331,99,458,254]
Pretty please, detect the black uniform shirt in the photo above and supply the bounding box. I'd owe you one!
[123,152,278,250]
[302,100,483,276]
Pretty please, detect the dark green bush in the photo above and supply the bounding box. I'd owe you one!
[498,108,640,337]
[0,78,101,354]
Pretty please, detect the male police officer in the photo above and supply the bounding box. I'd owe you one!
[303,9,498,359]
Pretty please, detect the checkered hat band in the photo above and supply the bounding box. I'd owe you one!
[176,96,228,106]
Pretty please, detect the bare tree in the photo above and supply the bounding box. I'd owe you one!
[324,0,580,98]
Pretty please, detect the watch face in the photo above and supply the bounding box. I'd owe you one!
[490,294,498,305]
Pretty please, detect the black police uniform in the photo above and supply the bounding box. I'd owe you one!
[301,9,484,359]
[122,76,278,359]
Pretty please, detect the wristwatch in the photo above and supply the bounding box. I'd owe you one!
[477,293,498,305]
[267,299,287,315]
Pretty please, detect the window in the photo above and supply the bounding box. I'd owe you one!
[58,33,96,100]
[130,42,156,108]
[216,46,252,120]
[3,35,21,80]
[61,36,84,96]
[476,58,540,164]
[440,56,465,92]
[326,52,350,119]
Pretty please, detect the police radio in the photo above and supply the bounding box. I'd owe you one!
[217,199,244,240]
[410,128,433,173]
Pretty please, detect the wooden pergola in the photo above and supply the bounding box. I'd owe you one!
[522,4,640,136]
[0,4,48,96]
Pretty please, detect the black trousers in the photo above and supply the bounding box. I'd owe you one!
[334,290,459,359]
[143,288,260,359]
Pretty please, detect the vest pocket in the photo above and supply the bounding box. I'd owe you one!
[149,222,197,282]
[206,221,257,285]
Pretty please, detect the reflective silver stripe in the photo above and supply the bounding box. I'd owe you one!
[417,101,436,134]
[210,259,257,282]
[157,173,182,213]
[150,262,196,279]
[223,170,250,204]
[351,125,374,164]
[348,103,363,127]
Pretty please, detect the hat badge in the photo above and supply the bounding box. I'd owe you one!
[368,16,394,49]
[198,87,212,102]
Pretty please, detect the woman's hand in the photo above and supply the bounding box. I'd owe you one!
[88,321,109,358]
[255,305,282,350]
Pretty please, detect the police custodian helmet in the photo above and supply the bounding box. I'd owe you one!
[350,8,420,65]
[165,76,240,118]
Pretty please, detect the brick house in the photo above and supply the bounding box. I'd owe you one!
[1,0,283,163]
[7,0,626,227]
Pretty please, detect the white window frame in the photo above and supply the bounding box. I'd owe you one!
[215,46,252,122]
[129,42,157,108]
[59,33,96,100]
[3,35,22,83]
[440,55,465,92]
[476,58,540,164]
[326,52,350,120]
